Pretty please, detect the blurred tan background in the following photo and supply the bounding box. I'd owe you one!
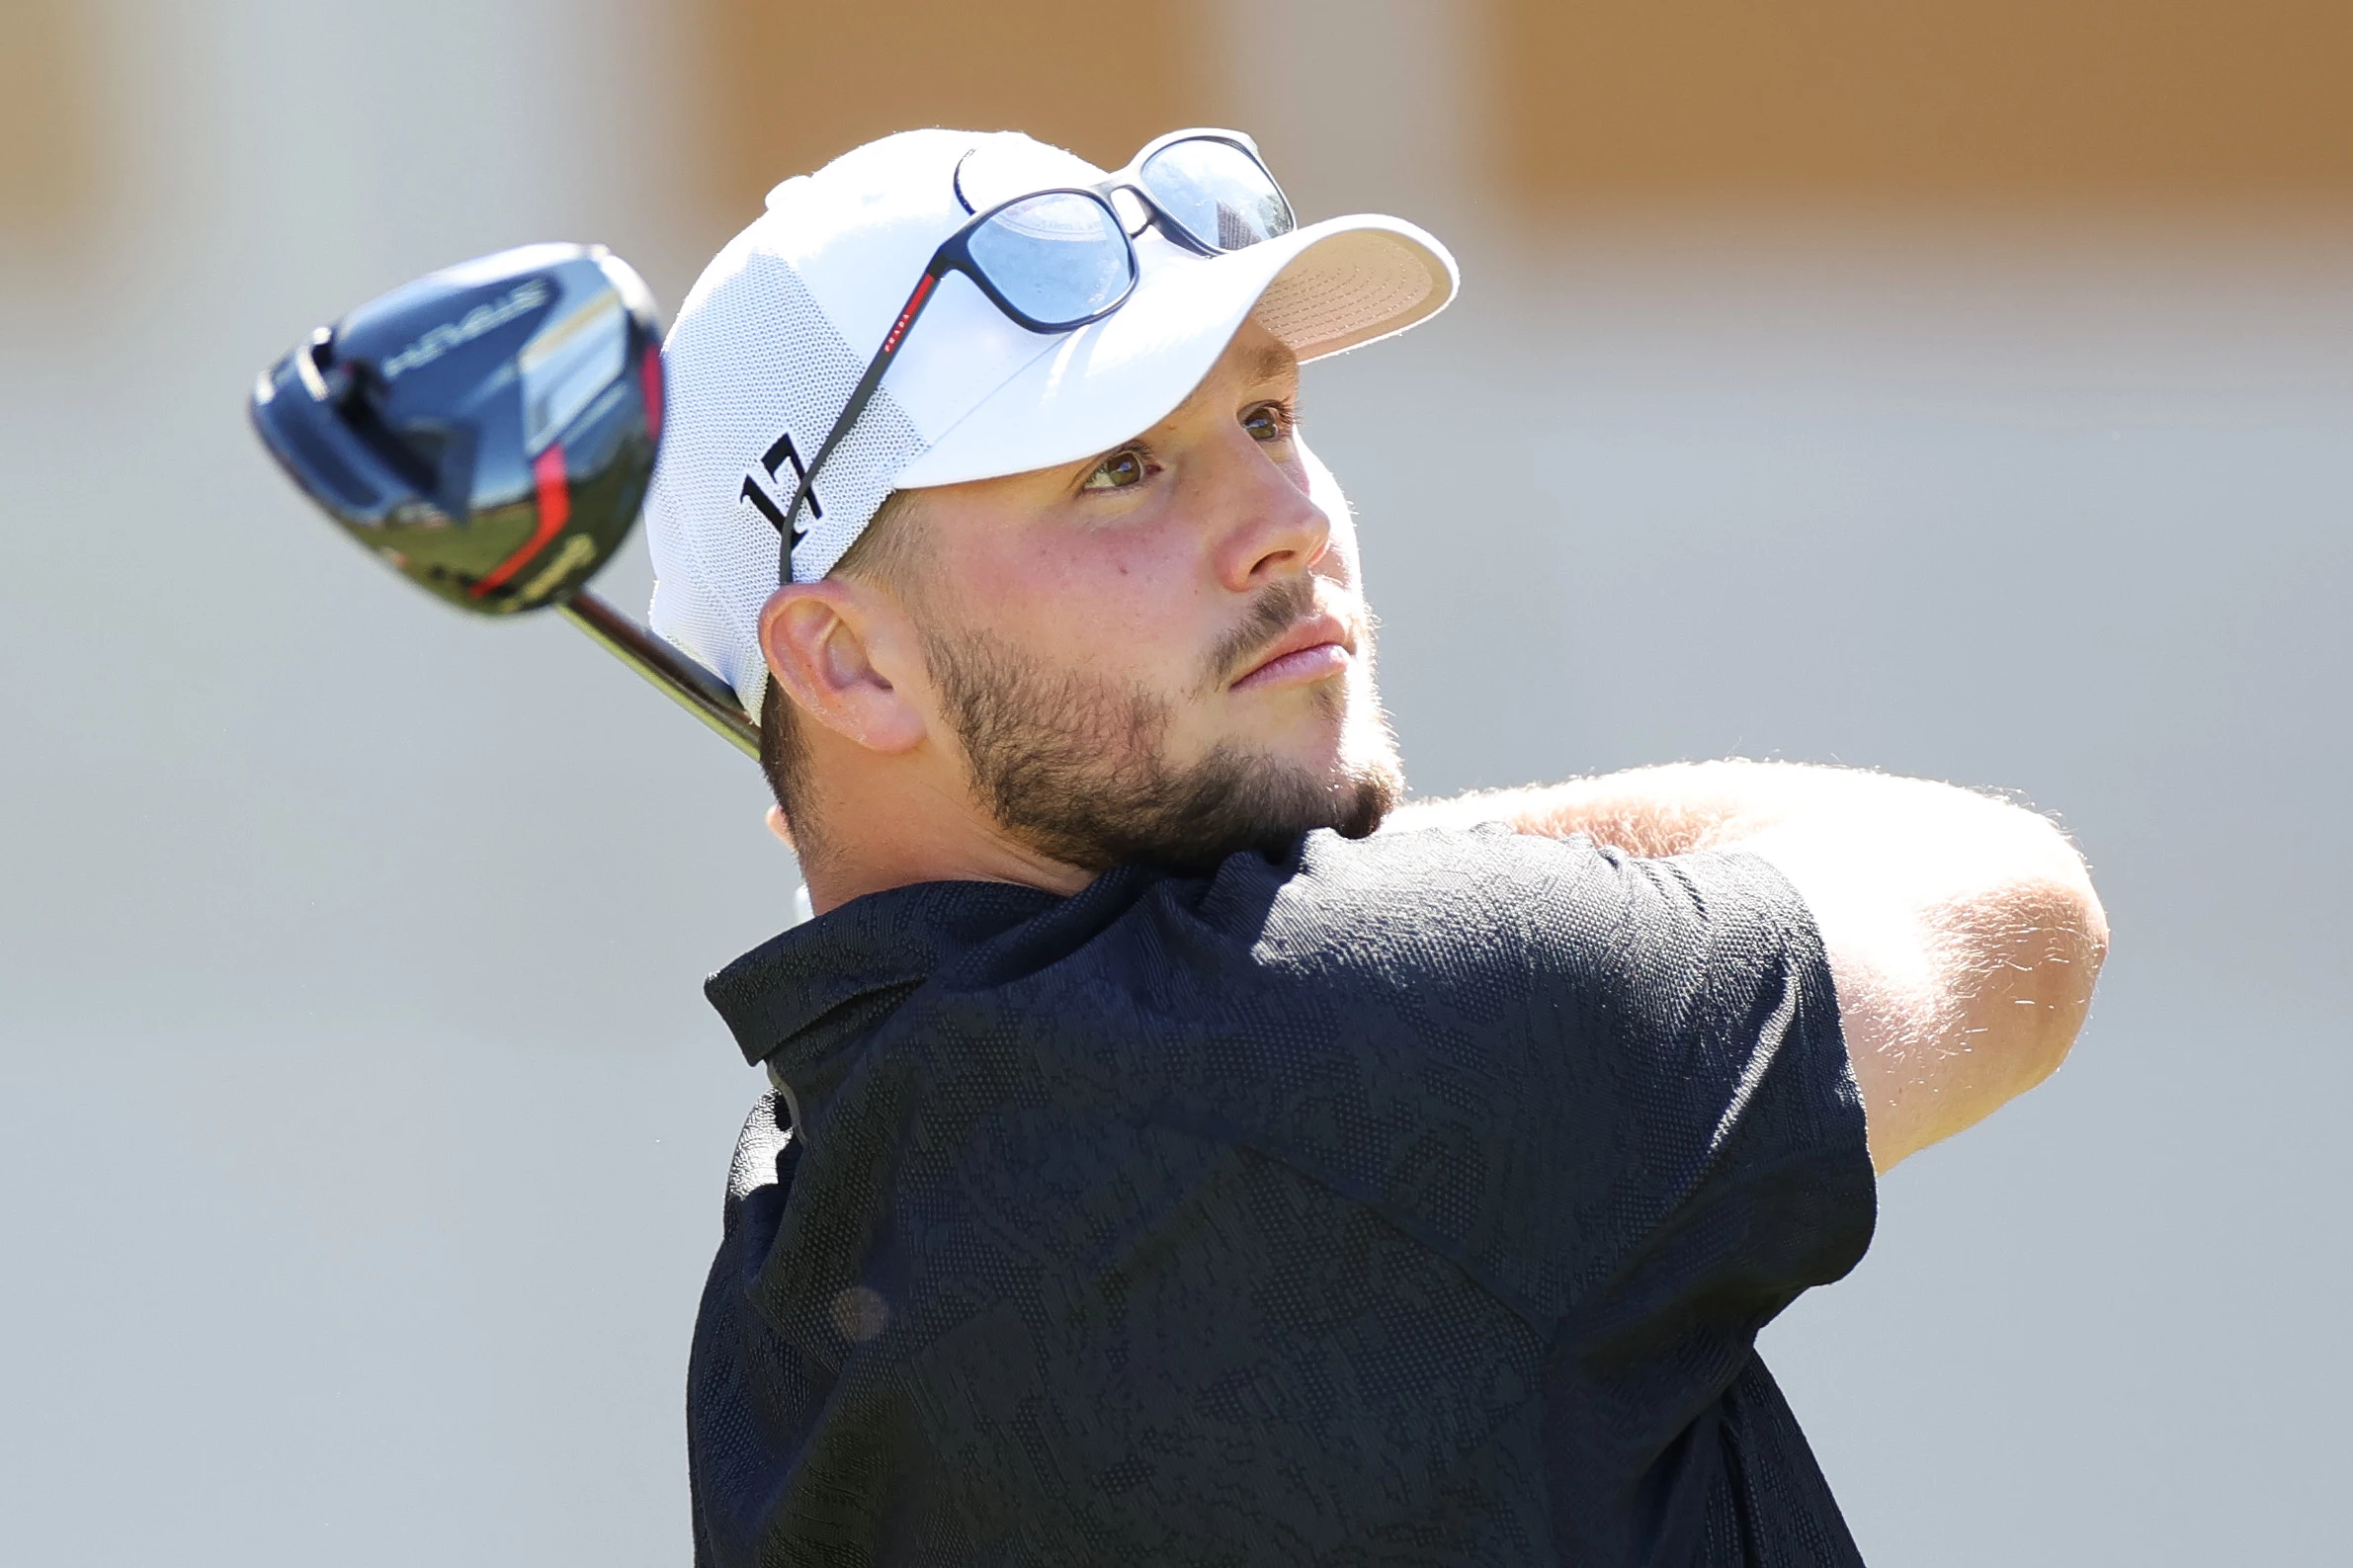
[4,3,2347,1564]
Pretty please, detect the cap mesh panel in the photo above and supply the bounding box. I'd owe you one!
[646,243,928,712]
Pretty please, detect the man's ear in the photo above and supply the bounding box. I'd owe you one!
[756,579,929,756]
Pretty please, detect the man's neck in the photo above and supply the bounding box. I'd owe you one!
[793,763,1094,916]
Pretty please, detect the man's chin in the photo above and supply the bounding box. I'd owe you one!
[1229,690,1397,800]
[998,740,1401,877]
[929,615,1403,875]
[1169,702,1406,859]
[1146,738,1403,869]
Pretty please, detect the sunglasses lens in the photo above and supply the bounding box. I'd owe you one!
[966,192,1135,328]
[1138,138,1294,252]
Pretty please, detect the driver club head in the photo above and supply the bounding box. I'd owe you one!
[250,242,665,615]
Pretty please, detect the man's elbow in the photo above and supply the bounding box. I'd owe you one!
[1877,835,2105,1169]
[1982,815,2110,1093]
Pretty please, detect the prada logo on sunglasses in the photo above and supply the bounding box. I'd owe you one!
[738,430,820,537]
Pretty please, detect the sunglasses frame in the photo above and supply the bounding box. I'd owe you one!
[956,128,1292,263]
[771,131,1294,573]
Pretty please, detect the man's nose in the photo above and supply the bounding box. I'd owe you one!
[1207,439,1331,592]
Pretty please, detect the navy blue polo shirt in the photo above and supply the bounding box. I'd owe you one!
[689,824,1876,1565]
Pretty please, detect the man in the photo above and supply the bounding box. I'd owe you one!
[644,128,2107,1565]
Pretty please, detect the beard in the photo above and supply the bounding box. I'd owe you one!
[920,578,1404,876]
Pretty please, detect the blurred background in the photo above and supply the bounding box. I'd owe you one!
[3,2,2346,1562]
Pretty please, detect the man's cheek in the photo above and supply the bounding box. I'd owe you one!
[1077,582,1208,675]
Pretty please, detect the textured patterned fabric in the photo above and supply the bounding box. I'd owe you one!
[690,826,1877,1565]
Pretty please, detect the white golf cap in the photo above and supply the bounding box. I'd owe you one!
[644,127,1459,716]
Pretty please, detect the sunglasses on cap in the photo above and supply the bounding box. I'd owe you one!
[773,129,1296,577]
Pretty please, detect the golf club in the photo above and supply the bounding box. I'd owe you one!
[249,242,759,758]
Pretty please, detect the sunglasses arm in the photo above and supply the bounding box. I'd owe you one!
[778,264,948,574]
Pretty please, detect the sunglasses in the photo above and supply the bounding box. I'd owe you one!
[772,129,1296,576]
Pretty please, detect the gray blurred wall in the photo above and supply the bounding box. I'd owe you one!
[3,3,2345,1564]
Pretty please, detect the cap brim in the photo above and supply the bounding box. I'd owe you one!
[890,214,1456,490]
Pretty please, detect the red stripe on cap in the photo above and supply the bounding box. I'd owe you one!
[471,444,571,599]
[640,344,664,443]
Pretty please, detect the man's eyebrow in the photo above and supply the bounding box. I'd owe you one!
[1088,337,1300,469]
[1244,340,1299,384]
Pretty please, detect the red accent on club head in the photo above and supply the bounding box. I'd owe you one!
[640,344,664,444]
[471,444,572,600]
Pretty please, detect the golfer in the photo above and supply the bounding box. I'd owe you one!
[644,128,2107,1565]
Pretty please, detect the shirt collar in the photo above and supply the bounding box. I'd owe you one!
[704,877,1068,1067]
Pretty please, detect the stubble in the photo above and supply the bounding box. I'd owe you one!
[921,578,1403,875]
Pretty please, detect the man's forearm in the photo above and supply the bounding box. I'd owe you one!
[1387,760,1895,857]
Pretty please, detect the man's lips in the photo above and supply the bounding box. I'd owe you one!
[1230,614,1354,693]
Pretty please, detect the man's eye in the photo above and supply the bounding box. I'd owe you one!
[1082,448,1150,490]
[1241,402,1293,443]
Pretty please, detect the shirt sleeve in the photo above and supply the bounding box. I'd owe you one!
[1499,829,1876,1318]
[1258,825,1876,1334]
[1486,832,1877,1564]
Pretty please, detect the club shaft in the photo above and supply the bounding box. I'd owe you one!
[557,593,760,759]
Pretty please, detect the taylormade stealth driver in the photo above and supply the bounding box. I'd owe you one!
[249,242,757,756]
